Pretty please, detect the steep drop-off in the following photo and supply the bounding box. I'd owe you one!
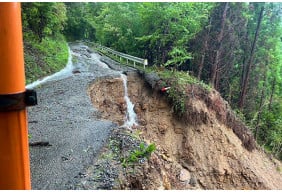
[88,71,282,190]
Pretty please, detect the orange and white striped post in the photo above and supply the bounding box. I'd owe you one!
[0,3,32,189]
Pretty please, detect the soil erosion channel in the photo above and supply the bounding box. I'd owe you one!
[88,72,282,190]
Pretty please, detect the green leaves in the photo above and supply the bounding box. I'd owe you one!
[22,3,67,41]
[122,143,156,167]
[24,34,69,84]
[254,99,282,159]
[165,47,193,68]
[88,2,214,66]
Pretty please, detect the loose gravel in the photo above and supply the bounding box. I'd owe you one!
[28,42,132,189]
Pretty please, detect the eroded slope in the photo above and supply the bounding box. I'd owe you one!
[88,72,282,190]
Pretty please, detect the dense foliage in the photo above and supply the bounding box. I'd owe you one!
[22,2,69,84]
[22,2,282,159]
[190,2,282,158]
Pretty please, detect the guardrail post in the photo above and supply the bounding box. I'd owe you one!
[0,3,31,189]
[144,59,148,69]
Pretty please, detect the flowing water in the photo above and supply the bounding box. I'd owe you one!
[25,43,138,129]
[121,74,138,128]
[26,45,111,90]
[90,53,110,69]
[26,46,74,89]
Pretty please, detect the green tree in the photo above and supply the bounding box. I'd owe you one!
[22,2,69,83]
[186,2,282,158]
[91,3,213,66]
[22,2,67,41]
[136,3,213,66]
[64,2,100,41]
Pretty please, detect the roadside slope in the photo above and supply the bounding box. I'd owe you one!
[88,71,282,189]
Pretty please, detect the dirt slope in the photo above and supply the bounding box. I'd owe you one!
[88,71,282,190]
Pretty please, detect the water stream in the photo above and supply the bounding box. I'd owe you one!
[26,43,138,129]
[121,74,138,128]
[26,46,74,89]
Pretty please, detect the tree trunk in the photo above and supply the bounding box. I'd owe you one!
[210,2,229,88]
[238,6,264,109]
[215,69,221,90]
[197,19,212,80]
[254,67,267,140]
[198,54,205,80]
[268,78,276,111]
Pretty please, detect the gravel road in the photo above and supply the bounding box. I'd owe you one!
[27,42,130,189]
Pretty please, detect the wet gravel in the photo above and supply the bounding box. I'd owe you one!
[27,42,132,189]
[72,127,148,190]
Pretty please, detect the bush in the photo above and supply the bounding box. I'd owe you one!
[24,34,69,84]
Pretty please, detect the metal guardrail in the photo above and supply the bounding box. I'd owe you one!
[89,42,148,69]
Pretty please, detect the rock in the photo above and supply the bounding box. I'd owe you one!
[72,69,81,74]
[158,126,166,134]
[189,175,198,186]
[116,97,126,112]
[143,72,161,89]
[161,154,170,162]
[149,105,157,112]
[116,97,125,105]
[103,99,112,106]
[179,169,191,182]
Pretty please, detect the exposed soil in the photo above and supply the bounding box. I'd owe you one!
[87,71,282,190]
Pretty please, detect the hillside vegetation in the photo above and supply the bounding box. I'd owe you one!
[22,3,69,84]
[22,2,282,160]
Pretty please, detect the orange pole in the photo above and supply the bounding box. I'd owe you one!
[0,3,31,189]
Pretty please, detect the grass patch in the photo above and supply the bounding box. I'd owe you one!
[157,70,212,92]
[24,34,69,84]
[156,70,212,116]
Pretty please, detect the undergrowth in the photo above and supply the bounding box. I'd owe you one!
[121,143,156,168]
[157,70,212,116]
[157,70,211,92]
[24,34,69,84]
[108,129,156,168]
